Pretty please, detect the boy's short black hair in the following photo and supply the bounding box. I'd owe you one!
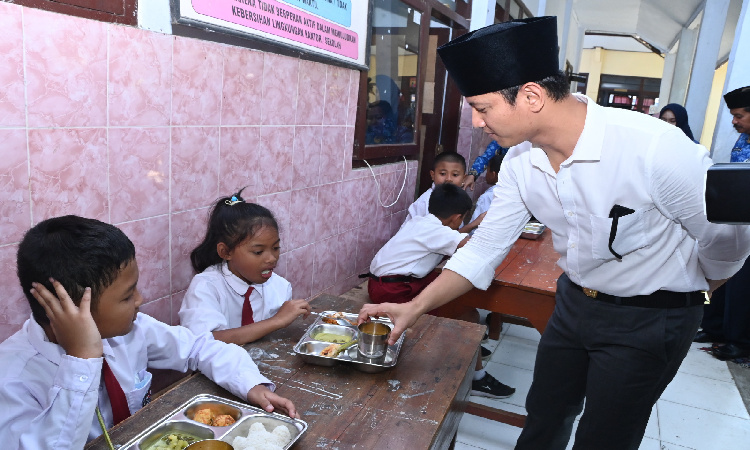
[428,183,473,219]
[488,153,504,174]
[433,151,467,172]
[17,215,136,326]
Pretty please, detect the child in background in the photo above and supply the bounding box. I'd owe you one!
[367,183,515,399]
[0,215,297,448]
[402,151,467,225]
[180,190,311,345]
[464,153,505,235]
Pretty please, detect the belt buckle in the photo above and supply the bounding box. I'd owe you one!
[583,287,598,298]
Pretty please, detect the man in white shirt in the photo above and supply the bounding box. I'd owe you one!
[358,17,750,450]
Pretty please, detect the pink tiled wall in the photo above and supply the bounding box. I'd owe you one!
[0,3,417,342]
[457,97,495,202]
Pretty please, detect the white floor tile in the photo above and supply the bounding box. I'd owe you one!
[644,404,660,441]
[678,344,733,382]
[490,335,539,370]
[456,412,522,450]
[660,442,698,450]
[564,404,659,448]
[637,437,662,450]
[503,324,542,343]
[453,440,486,450]
[661,371,749,419]
[657,400,750,449]
[457,314,750,450]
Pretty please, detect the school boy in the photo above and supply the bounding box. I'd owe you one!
[464,153,504,235]
[0,215,298,449]
[368,183,515,399]
[402,151,467,225]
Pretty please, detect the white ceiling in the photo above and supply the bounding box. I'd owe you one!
[570,0,742,64]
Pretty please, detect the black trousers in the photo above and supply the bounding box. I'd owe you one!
[515,274,703,450]
[700,257,750,346]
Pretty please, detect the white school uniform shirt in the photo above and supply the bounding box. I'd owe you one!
[179,262,292,335]
[468,185,497,235]
[402,186,433,226]
[0,313,272,449]
[371,214,468,278]
[446,94,750,295]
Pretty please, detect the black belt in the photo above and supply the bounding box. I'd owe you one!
[570,281,705,308]
[359,273,415,283]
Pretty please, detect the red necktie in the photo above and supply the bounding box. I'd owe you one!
[241,286,255,326]
[102,359,131,425]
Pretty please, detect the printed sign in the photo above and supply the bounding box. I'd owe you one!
[176,0,369,68]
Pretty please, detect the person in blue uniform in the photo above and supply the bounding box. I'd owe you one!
[697,86,750,360]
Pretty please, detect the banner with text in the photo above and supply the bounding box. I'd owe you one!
[178,0,368,67]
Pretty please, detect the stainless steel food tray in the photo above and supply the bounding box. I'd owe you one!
[293,311,405,373]
[520,222,546,240]
[118,394,307,450]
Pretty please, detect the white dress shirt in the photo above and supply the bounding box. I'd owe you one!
[402,187,433,226]
[446,94,750,296]
[371,214,467,278]
[0,313,272,449]
[179,263,292,334]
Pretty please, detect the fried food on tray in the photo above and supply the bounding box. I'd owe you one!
[321,312,357,326]
[320,343,341,357]
[192,407,236,426]
[192,407,214,425]
[212,414,236,427]
[321,316,340,325]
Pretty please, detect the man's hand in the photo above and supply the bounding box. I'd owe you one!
[247,385,299,419]
[706,278,728,299]
[463,174,477,191]
[357,302,421,346]
[30,279,103,359]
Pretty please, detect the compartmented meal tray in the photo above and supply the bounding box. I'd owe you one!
[117,394,307,450]
[293,311,405,373]
[520,222,546,240]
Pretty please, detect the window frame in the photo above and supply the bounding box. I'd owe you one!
[352,0,470,165]
[8,0,137,25]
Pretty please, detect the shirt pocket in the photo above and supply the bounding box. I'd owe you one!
[125,368,152,414]
[590,207,649,261]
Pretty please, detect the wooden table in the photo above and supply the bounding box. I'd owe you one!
[457,228,561,337]
[454,229,562,428]
[86,294,484,450]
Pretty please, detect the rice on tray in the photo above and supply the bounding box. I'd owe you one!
[231,422,292,450]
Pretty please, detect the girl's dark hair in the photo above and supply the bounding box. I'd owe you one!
[190,188,279,273]
[497,71,570,106]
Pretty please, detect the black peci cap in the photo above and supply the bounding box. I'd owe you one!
[724,86,750,109]
[437,16,560,97]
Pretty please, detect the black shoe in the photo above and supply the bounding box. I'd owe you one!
[694,331,722,343]
[471,373,515,399]
[482,329,489,343]
[712,343,750,360]
[480,345,492,362]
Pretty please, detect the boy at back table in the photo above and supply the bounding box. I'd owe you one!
[467,153,505,235]
[0,215,298,449]
[368,183,515,399]
[402,151,466,225]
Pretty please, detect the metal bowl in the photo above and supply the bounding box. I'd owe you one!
[184,401,243,426]
[185,440,234,449]
[308,323,357,342]
[137,421,214,450]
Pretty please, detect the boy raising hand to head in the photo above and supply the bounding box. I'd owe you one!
[0,215,297,449]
